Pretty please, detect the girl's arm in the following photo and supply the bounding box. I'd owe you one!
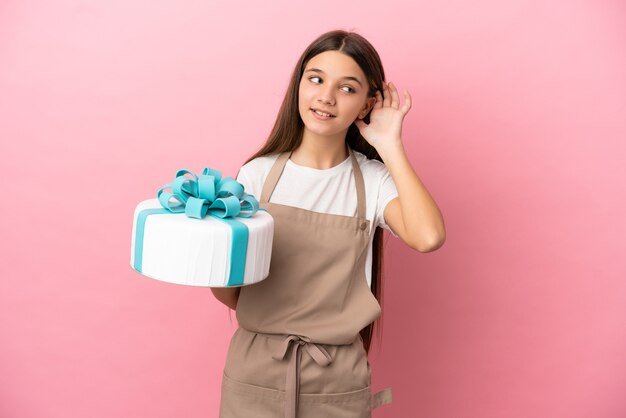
[355,81,446,252]
[380,147,445,252]
[211,287,240,310]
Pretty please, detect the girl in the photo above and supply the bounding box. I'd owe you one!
[212,29,445,418]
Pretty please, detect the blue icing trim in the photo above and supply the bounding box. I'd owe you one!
[133,208,169,273]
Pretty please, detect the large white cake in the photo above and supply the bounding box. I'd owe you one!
[130,198,273,287]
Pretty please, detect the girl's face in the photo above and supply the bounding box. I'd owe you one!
[298,51,375,140]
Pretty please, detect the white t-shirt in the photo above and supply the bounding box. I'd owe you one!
[236,150,399,288]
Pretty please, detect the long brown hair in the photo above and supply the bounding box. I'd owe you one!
[244,30,387,353]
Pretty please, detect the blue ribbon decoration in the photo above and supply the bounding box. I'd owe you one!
[133,168,262,286]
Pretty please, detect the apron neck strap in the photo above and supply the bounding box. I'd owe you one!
[260,147,367,220]
[260,151,291,203]
[348,149,366,220]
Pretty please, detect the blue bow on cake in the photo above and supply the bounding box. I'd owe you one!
[157,167,260,219]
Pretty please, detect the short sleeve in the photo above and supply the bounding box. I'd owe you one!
[376,169,399,238]
[236,165,258,200]
[236,155,280,202]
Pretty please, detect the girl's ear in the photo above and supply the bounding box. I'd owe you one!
[358,96,377,119]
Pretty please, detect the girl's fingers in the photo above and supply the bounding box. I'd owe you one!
[375,83,412,115]
[388,82,400,109]
[401,89,412,115]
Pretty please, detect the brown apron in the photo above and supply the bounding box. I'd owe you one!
[220,148,392,418]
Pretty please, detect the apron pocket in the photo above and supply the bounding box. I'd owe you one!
[220,372,375,418]
[220,372,284,418]
[299,386,373,418]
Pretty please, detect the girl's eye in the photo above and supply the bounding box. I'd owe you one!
[308,76,355,93]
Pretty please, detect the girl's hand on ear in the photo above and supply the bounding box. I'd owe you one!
[355,81,412,154]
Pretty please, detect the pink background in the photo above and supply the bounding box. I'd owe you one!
[2,1,625,417]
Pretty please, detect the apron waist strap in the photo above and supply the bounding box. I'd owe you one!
[371,387,393,409]
[272,334,333,418]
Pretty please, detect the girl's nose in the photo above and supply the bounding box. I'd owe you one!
[317,86,335,105]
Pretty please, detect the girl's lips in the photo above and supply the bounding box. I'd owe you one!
[310,109,335,121]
